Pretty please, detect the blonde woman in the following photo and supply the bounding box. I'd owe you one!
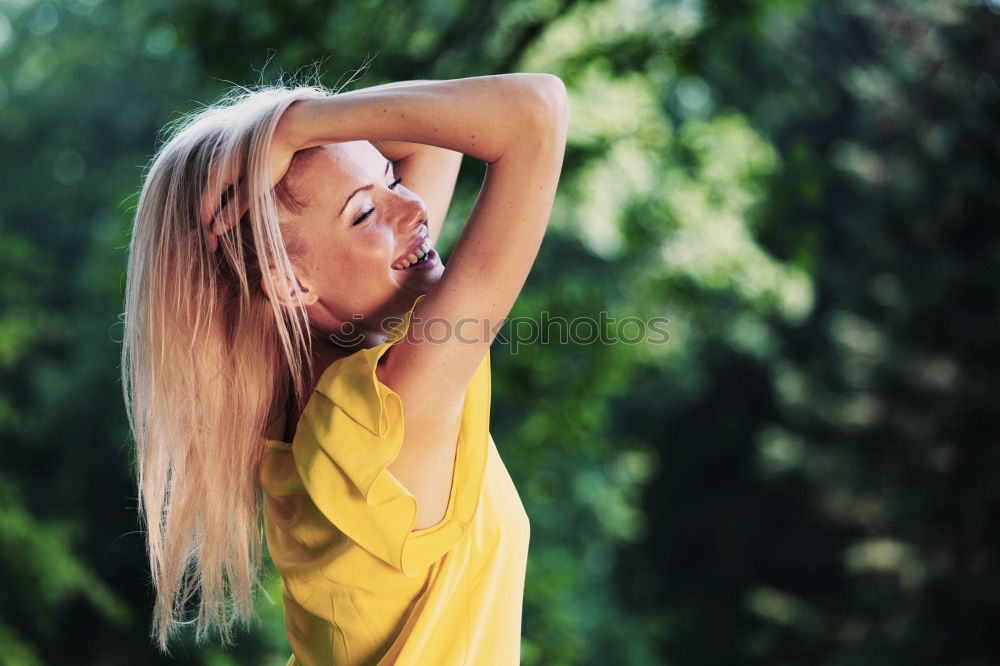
[121,72,568,664]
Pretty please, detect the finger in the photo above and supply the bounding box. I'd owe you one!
[200,161,226,228]
[203,223,219,253]
[199,166,223,252]
[199,163,246,226]
[209,181,250,238]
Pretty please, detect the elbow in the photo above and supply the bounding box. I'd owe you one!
[537,73,569,119]
[521,73,570,143]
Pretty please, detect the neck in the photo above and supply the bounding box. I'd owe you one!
[306,321,394,381]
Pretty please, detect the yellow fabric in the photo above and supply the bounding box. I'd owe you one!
[260,295,531,665]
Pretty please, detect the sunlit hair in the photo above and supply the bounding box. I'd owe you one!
[120,79,345,653]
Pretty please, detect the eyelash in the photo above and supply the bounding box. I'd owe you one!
[353,177,403,225]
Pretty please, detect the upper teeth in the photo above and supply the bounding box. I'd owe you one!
[396,238,432,269]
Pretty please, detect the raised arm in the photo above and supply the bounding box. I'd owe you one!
[273,74,569,529]
[326,80,463,245]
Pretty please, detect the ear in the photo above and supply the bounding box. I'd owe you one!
[261,264,318,309]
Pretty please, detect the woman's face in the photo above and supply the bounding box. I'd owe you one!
[277,141,443,342]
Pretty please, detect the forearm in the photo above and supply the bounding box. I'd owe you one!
[371,138,448,164]
[343,80,440,162]
[276,74,560,164]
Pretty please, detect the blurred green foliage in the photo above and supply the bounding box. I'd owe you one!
[1,0,998,663]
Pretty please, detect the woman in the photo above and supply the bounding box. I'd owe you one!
[121,72,568,665]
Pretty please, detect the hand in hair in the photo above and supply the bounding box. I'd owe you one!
[200,171,243,253]
[199,97,322,252]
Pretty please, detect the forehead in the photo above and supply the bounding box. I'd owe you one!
[278,141,386,216]
[291,141,385,185]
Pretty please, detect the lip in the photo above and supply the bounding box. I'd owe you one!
[391,223,431,268]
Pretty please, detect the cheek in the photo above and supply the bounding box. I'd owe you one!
[352,225,396,265]
[312,230,389,283]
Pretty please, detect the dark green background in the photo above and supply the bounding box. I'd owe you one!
[1,0,998,663]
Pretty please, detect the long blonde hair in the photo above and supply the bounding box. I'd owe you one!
[121,82,334,653]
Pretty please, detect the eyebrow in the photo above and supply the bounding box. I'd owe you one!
[339,159,392,219]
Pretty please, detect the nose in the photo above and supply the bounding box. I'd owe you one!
[395,199,428,237]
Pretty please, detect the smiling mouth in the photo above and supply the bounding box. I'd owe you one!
[406,249,433,267]
[392,231,435,270]
[392,246,438,271]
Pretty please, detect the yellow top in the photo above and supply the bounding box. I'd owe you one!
[260,295,531,666]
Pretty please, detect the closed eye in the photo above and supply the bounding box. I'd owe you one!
[353,208,373,225]
[352,178,403,225]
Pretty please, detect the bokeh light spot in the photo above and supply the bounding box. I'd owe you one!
[144,23,177,57]
[28,3,59,36]
[53,151,85,186]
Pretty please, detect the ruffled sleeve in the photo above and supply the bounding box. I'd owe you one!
[290,294,491,578]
